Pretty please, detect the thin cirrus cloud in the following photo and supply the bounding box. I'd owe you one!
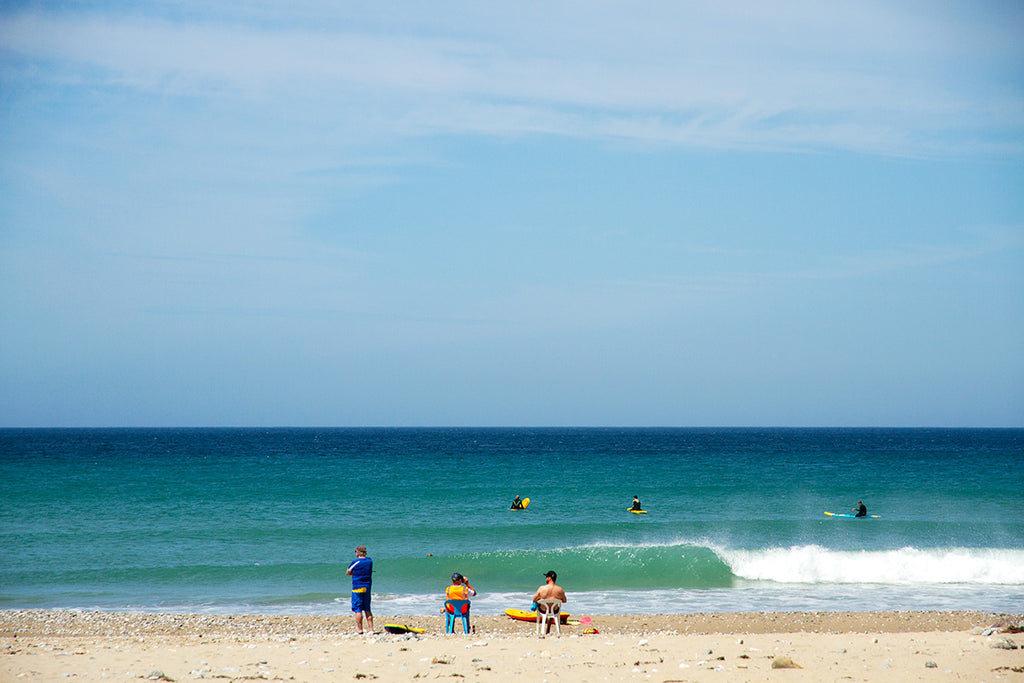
[1,2,1022,428]
[2,4,1021,157]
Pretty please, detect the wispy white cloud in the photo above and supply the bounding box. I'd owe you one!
[3,2,1022,156]
[768,224,1024,283]
[2,2,1022,428]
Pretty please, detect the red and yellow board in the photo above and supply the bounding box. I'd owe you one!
[504,608,574,624]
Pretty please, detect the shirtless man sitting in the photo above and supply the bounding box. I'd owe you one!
[533,571,567,633]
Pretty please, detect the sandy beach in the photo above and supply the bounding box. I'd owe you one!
[2,610,1020,682]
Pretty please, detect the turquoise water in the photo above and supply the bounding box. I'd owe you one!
[1,428,1022,616]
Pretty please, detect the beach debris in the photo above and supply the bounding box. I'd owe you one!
[925,661,938,668]
[991,637,1018,650]
[431,656,451,664]
[634,657,664,666]
[144,671,174,681]
[771,656,802,669]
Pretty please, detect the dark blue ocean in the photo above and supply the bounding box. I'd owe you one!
[1,428,1021,616]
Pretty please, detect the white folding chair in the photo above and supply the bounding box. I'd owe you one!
[535,598,562,636]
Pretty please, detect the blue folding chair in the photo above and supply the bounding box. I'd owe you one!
[444,599,471,633]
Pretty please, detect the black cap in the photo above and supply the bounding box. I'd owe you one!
[451,572,463,582]
[544,570,557,580]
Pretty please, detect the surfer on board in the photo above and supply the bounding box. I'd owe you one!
[854,501,868,517]
[630,496,642,511]
[510,495,524,510]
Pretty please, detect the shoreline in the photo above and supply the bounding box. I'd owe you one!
[3,610,1021,682]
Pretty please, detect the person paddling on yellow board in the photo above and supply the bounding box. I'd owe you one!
[630,495,642,511]
[510,495,529,510]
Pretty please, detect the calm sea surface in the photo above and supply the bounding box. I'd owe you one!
[1,428,1022,616]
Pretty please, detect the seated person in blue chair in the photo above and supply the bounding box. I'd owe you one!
[443,573,476,633]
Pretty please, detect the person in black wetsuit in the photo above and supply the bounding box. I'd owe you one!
[854,501,867,517]
[631,496,642,511]
[510,495,524,510]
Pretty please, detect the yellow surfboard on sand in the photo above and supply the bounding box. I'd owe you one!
[504,608,576,624]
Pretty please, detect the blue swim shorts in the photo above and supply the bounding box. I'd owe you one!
[351,587,371,613]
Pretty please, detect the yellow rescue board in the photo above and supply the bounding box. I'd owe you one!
[504,608,573,624]
[383,623,426,634]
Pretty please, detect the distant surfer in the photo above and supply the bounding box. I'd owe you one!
[510,495,524,510]
[630,495,642,511]
[854,501,867,517]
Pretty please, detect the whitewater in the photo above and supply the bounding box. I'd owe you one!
[2,428,1021,615]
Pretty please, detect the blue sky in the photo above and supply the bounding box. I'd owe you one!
[1,1,1022,427]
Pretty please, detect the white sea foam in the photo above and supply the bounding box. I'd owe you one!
[719,545,1024,585]
[375,583,1024,616]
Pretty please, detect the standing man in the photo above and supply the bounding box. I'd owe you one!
[347,545,374,634]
